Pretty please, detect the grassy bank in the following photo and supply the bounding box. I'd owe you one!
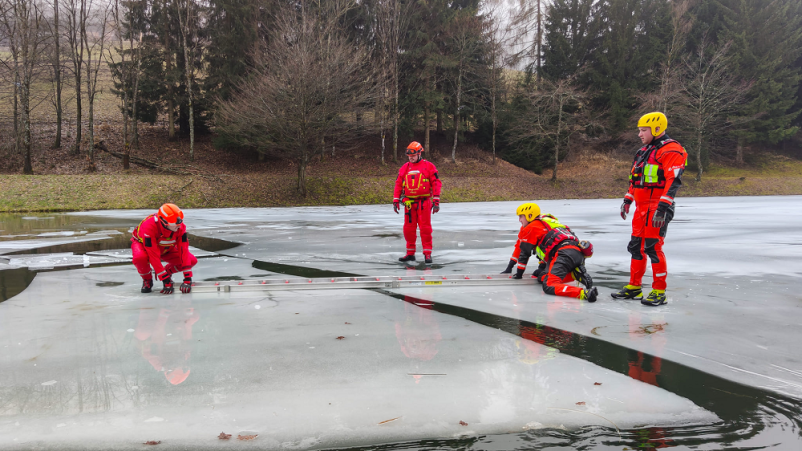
[2,155,801,212]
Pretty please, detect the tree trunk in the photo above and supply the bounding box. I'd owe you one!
[86,36,95,169]
[74,65,82,155]
[536,0,542,85]
[695,127,703,182]
[13,61,19,156]
[166,45,176,139]
[451,65,462,163]
[424,101,430,157]
[21,76,33,174]
[53,0,62,149]
[182,29,195,161]
[297,153,309,196]
[552,98,564,182]
[131,34,142,149]
[436,109,442,134]
[736,137,744,165]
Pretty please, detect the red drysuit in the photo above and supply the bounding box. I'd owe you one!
[624,135,687,290]
[131,214,197,282]
[393,159,441,257]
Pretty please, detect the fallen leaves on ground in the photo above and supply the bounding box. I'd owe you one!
[237,434,258,441]
[576,402,586,405]
[345,322,351,324]
[459,421,468,426]
[378,416,401,425]
[218,432,232,440]
[336,336,345,340]
[594,382,602,386]
[143,440,161,445]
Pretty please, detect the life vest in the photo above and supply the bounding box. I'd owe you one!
[534,214,579,262]
[629,137,687,188]
[133,215,178,253]
[402,165,432,198]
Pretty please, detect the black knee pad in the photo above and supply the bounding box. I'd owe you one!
[627,236,644,260]
[644,238,661,263]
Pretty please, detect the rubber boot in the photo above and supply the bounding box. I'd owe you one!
[611,285,643,300]
[642,289,667,306]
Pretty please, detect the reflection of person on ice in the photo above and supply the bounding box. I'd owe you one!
[501,203,597,302]
[393,141,442,264]
[131,203,197,294]
[614,112,687,306]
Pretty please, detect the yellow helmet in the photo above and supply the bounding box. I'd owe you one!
[638,112,667,137]
[516,203,540,222]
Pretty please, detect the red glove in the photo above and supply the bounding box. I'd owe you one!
[157,272,174,294]
[180,277,192,294]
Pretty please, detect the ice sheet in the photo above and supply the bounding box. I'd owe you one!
[0,263,716,450]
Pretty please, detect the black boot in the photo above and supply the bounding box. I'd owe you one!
[582,287,598,303]
[611,285,643,300]
[141,279,153,293]
[398,254,416,262]
[424,255,433,264]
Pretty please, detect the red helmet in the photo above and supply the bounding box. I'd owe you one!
[405,141,424,156]
[157,203,184,228]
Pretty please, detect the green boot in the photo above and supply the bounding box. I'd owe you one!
[641,289,667,306]
[611,285,643,300]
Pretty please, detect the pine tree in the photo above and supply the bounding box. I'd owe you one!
[719,0,802,145]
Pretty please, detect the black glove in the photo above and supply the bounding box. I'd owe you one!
[432,197,440,214]
[160,278,174,294]
[652,203,669,228]
[512,268,524,279]
[532,261,546,278]
[501,259,516,274]
[393,201,400,214]
[180,277,192,294]
[620,199,632,220]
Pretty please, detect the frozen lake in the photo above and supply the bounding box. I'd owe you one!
[1,197,801,449]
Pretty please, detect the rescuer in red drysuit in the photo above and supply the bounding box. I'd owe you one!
[501,202,597,302]
[393,141,442,264]
[131,203,197,294]
[614,112,688,307]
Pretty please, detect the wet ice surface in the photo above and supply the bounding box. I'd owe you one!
[1,196,801,449]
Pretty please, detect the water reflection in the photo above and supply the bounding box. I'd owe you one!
[135,298,199,385]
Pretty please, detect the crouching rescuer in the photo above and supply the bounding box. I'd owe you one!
[393,141,442,264]
[131,203,197,294]
[502,203,597,302]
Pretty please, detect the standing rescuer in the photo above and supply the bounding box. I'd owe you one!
[502,203,597,303]
[615,112,687,306]
[393,141,442,264]
[132,203,197,294]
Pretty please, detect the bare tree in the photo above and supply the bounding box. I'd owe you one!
[509,0,547,83]
[510,76,586,182]
[484,0,512,163]
[177,0,198,161]
[216,0,379,196]
[446,12,483,163]
[106,0,129,168]
[680,37,751,181]
[43,0,63,148]
[1,0,47,174]
[83,0,110,169]
[374,0,409,164]
[63,0,85,154]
